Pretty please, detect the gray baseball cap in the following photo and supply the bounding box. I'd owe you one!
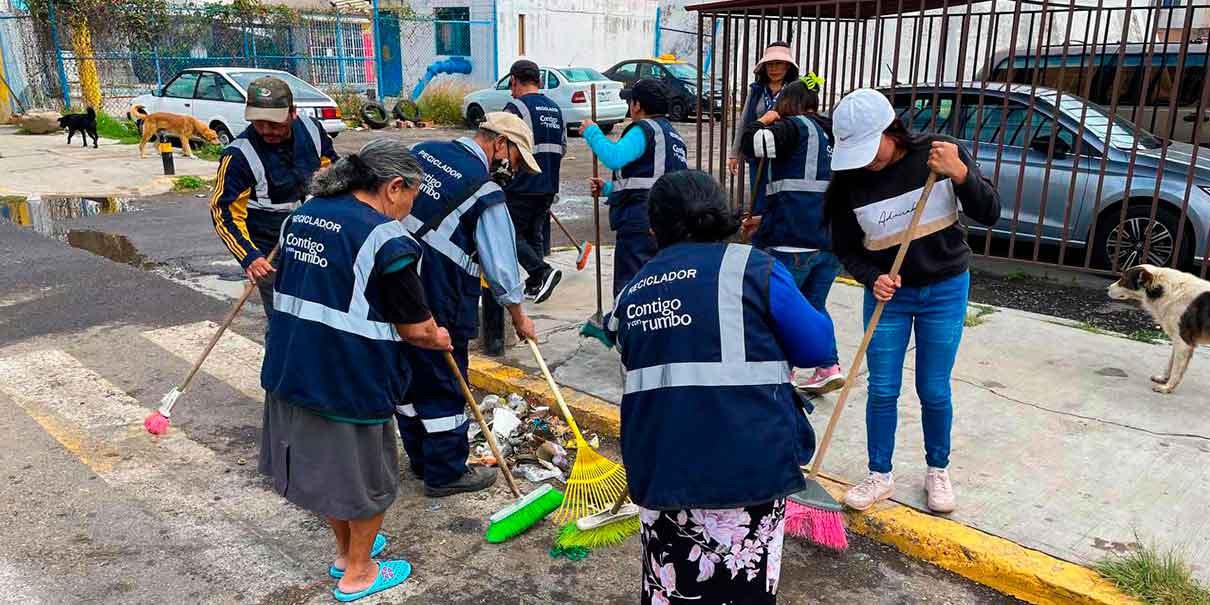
[245,76,293,123]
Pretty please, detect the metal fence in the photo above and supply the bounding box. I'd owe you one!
[6,5,495,116]
[691,0,1210,277]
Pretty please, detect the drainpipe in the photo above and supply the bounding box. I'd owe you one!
[372,0,383,100]
[491,0,499,80]
[653,5,661,57]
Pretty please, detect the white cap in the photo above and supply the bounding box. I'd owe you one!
[480,112,541,174]
[831,88,896,171]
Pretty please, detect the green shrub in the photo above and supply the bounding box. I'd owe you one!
[1096,539,1210,605]
[94,112,142,144]
[195,144,223,162]
[330,90,365,128]
[417,81,471,126]
[172,175,212,192]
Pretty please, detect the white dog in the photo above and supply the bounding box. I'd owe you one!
[1107,264,1210,394]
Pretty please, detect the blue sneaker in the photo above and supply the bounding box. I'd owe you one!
[332,560,412,602]
[328,533,388,578]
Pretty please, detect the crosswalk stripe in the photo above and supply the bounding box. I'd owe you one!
[0,349,316,592]
[141,321,265,401]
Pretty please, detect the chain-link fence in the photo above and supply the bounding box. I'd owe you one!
[5,3,495,117]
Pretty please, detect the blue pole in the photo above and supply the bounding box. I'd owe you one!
[46,0,70,109]
[372,0,382,99]
[653,5,661,57]
[703,19,719,73]
[491,0,498,80]
[335,13,346,89]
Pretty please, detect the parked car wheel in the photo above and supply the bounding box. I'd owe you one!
[212,123,234,146]
[668,99,688,122]
[1092,204,1192,271]
[464,104,486,129]
[360,101,390,129]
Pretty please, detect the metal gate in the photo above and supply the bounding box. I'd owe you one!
[688,0,1210,277]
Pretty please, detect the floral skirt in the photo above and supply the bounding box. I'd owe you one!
[640,499,786,605]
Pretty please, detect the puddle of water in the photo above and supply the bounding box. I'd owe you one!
[65,229,160,270]
[1,195,134,236]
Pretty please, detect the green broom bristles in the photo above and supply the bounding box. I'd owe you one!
[484,484,564,543]
[579,317,611,349]
[554,515,641,549]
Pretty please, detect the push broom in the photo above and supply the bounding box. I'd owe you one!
[525,338,627,525]
[444,351,563,543]
[555,486,642,549]
[548,210,593,271]
[144,247,278,435]
[579,84,610,346]
[785,172,939,550]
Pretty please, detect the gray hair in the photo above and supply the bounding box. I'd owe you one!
[310,138,424,198]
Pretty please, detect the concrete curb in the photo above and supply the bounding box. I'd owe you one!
[467,354,1137,605]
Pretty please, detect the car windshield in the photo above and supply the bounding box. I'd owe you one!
[664,63,699,80]
[226,71,329,102]
[1054,96,1163,150]
[558,67,606,82]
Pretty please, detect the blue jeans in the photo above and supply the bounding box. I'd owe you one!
[862,271,969,474]
[768,249,840,366]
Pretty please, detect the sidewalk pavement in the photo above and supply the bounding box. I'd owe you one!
[478,245,1210,597]
[0,125,214,197]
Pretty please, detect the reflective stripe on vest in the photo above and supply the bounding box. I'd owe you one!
[622,244,791,394]
[226,139,277,207]
[394,404,468,433]
[534,143,566,155]
[402,180,501,279]
[766,116,828,196]
[615,119,666,191]
[272,221,415,342]
[300,117,323,160]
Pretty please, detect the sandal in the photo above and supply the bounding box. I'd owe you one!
[332,560,412,602]
[328,533,388,578]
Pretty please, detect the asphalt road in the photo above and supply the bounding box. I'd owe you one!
[0,201,1025,602]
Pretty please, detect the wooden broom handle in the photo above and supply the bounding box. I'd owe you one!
[525,339,584,438]
[590,83,603,318]
[809,172,938,479]
[178,247,278,392]
[745,158,766,219]
[445,351,522,498]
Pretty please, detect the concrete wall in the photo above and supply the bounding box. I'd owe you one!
[494,0,656,74]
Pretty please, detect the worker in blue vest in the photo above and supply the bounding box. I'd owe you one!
[740,77,846,395]
[260,139,449,602]
[503,59,565,303]
[581,77,689,296]
[211,76,338,323]
[602,170,834,604]
[398,112,540,497]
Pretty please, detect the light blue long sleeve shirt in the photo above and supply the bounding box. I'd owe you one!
[583,124,648,197]
[455,138,525,306]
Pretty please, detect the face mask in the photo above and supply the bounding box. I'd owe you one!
[490,139,514,186]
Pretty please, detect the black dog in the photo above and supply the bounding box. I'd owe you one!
[59,107,98,148]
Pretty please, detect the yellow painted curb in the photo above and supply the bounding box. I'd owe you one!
[467,353,1136,605]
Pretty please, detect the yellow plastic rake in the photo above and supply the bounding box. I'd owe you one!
[524,339,628,525]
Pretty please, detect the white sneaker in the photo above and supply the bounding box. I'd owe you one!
[843,472,894,511]
[926,467,957,513]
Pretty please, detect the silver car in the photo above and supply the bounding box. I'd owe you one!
[461,66,628,133]
[886,84,1210,271]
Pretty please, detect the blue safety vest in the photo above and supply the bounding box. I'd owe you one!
[403,140,504,340]
[227,116,328,212]
[606,242,809,509]
[607,118,688,234]
[754,115,833,250]
[504,93,565,195]
[261,195,422,419]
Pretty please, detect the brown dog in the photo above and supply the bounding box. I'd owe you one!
[131,105,220,159]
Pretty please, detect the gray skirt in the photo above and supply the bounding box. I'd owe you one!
[258,393,400,520]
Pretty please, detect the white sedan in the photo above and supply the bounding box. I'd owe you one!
[129,67,346,145]
[461,66,628,134]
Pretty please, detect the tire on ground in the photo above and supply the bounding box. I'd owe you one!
[360,101,390,129]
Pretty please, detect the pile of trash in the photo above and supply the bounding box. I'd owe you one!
[467,393,600,484]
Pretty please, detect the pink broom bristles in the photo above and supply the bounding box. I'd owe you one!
[144,411,171,435]
[785,499,849,551]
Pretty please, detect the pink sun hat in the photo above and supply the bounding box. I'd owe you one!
[753,43,799,74]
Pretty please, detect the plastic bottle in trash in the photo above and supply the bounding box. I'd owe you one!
[481,394,501,411]
[507,393,528,414]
